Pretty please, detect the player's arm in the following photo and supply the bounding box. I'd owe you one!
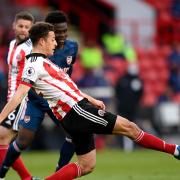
[81,92,106,110]
[0,84,30,123]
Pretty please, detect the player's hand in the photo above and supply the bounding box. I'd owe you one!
[93,99,106,110]
[81,92,106,110]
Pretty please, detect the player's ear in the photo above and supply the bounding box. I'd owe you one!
[39,37,45,47]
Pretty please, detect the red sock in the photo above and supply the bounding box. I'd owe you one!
[0,145,8,166]
[135,131,176,154]
[45,162,81,180]
[0,144,31,180]
[12,156,32,180]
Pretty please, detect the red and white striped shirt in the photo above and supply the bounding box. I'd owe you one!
[21,53,84,120]
[7,38,32,101]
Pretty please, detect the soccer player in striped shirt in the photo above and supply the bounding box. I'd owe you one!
[0,11,34,180]
[0,22,180,180]
[0,10,76,179]
[18,10,78,171]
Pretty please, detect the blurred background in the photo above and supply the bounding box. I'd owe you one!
[0,0,180,152]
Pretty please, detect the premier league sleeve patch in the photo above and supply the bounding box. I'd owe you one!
[22,64,38,84]
[25,67,35,76]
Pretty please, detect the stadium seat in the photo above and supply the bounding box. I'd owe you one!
[153,57,167,70]
[141,92,157,107]
[139,58,154,73]
[71,60,85,82]
[104,58,128,85]
[153,82,167,96]
[159,45,172,58]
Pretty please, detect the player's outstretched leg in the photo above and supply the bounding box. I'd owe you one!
[114,116,179,158]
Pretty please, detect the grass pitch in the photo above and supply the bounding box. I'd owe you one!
[7,149,180,180]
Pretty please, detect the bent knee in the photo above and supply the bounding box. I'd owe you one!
[80,162,96,175]
[16,136,33,150]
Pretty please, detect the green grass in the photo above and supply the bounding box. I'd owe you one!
[6,149,180,180]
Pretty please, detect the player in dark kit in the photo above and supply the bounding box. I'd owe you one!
[0,22,180,180]
[18,11,77,171]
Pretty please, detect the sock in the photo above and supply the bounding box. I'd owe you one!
[45,162,81,180]
[56,139,75,171]
[135,131,176,154]
[12,156,32,180]
[0,145,8,166]
[0,141,31,179]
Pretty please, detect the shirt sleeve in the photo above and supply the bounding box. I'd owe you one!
[21,61,39,87]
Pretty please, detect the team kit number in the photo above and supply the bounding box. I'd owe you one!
[0,105,20,128]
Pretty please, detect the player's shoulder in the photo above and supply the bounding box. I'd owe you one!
[24,38,32,47]
[9,38,32,47]
[9,39,16,47]
[65,39,78,49]
[26,53,46,63]
[20,38,32,49]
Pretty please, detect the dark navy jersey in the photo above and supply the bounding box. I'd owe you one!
[50,40,78,76]
[28,40,78,107]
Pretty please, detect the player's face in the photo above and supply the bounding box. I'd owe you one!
[44,31,57,56]
[54,22,68,48]
[13,19,33,43]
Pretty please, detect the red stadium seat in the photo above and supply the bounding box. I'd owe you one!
[71,60,85,82]
[159,45,172,58]
[141,92,157,107]
[105,58,128,83]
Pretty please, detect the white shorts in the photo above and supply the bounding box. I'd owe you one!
[0,97,27,131]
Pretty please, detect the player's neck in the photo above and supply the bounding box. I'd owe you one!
[57,45,64,49]
[57,41,65,49]
[15,38,27,46]
[31,47,47,56]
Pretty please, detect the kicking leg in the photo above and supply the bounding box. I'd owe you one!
[113,115,177,156]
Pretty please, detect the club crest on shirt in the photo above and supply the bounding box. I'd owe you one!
[98,110,105,117]
[25,67,35,77]
[66,56,72,65]
[24,115,30,123]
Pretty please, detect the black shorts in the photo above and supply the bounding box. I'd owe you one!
[61,98,117,155]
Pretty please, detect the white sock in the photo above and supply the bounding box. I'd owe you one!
[174,145,179,156]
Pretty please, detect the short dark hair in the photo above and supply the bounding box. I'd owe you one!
[29,22,54,45]
[14,11,34,23]
[45,10,68,24]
